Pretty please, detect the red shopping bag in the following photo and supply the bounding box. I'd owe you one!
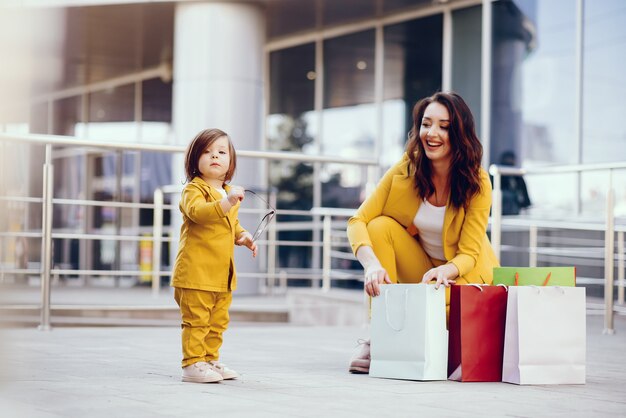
[448,284,508,382]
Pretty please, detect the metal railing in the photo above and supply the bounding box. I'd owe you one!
[1,131,624,334]
[490,162,626,334]
[0,132,378,330]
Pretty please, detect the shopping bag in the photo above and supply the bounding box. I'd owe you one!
[493,266,576,286]
[370,284,447,381]
[502,286,586,385]
[448,284,508,382]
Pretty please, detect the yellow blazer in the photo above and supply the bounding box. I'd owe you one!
[347,154,499,283]
[171,177,246,292]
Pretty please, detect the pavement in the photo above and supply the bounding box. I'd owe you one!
[0,314,625,417]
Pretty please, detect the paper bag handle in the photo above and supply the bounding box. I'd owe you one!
[468,283,508,292]
[514,272,552,286]
[384,288,409,332]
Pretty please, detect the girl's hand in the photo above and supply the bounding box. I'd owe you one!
[421,263,459,289]
[227,186,245,205]
[364,263,391,297]
[236,231,257,258]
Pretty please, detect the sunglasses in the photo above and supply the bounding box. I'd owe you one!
[244,189,276,242]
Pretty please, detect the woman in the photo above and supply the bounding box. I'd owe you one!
[346,92,499,374]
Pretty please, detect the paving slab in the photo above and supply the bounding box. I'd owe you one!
[0,315,625,417]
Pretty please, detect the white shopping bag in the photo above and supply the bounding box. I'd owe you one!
[370,284,448,381]
[502,286,586,385]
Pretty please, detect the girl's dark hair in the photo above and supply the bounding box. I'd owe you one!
[405,91,483,209]
[184,128,237,184]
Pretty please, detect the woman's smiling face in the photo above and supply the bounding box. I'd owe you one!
[419,101,451,164]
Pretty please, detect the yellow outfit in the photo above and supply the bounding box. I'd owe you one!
[171,177,246,367]
[347,154,499,307]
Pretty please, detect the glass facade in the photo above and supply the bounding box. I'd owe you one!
[2,0,625,288]
[383,15,443,168]
[268,44,316,271]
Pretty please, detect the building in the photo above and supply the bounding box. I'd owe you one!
[1,0,624,293]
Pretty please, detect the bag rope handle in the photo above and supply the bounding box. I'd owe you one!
[469,283,508,292]
[514,272,552,286]
[384,288,409,332]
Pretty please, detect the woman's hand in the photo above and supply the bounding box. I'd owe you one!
[236,231,257,258]
[421,263,459,289]
[364,263,392,297]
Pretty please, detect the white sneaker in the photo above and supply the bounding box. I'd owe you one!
[207,361,239,380]
[182,361,223,383]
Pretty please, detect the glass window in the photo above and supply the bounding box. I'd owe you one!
[53,96,82,136]
[322,29,376,203]
[582,0,626,164]
[492,0,576,168]
[323,0,376,26]
[581,0,626,217]
[266,0,317,40]
[452,5,482,136]
[324,30,375,110]
[267,44,316,271]
[383,0,432,14]
[29,102,48,134]
[142,78,172,123]
[491,0,576,218]
[382,15,443,168]
[89,84,135,123]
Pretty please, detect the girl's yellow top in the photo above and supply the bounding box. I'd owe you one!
[171,177,246,292]
[347,154,499,282]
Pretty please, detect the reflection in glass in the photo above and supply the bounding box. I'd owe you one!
[324,30,375,109]
[383,15,442,169]
[452,5,482,136]
[322,30,376,201]
[89,84,135,123]
[383,0,432,14]
[267,44,316,271]
[323,0,376,27]
[492,0,575,166]
[582,0,626,164]
[266,0,317,40]
[142,78,172,123]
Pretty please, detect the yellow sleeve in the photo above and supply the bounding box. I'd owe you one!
[180,183,226,224]
[346,154,410,256]
[233,211,246,239]
[448,169,493,276]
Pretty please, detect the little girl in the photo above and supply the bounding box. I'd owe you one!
[171,128,257,383]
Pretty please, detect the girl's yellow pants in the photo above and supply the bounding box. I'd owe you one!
[174,287,232,368]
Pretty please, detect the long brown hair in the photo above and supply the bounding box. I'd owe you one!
[405,92,483,209]
[184,128,237,184]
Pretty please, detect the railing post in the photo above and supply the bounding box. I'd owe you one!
[603,187,615,334]
[152,188,163,297]
[529,225,538,267]
[39,144,54,331]
[618,231,624,305]
[322,214,332,292]
[266,190,277,294]
[489,165,502,261]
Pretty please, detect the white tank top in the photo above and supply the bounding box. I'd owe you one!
[413,199,446,260]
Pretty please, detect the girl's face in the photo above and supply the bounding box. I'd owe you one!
[419,101,452,164]
[198,135,231,184]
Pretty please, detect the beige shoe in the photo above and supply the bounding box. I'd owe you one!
[349,339,370,374]
[182,361,223,383]
[208,361,240,380]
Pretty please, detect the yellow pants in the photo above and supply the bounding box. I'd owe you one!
[367,216,472,310]
[174,287,232,368]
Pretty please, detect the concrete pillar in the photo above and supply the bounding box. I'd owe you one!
[172,2,265,294]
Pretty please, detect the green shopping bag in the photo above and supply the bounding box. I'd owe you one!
[493,266,576,287]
